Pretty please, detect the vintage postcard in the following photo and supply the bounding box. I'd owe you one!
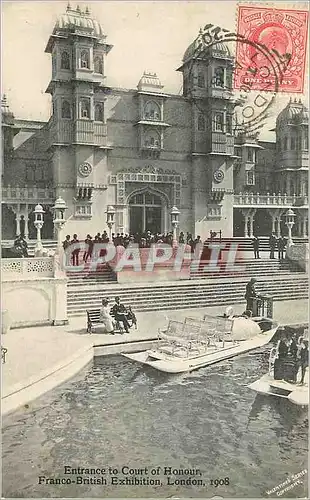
[1,0,309,498]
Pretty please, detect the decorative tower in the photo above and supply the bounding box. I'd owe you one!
[45,5,113,234]
[177,37,236,238]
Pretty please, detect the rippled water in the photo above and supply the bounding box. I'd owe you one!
[2,347,308,498]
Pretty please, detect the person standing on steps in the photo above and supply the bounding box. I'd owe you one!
[245,278,259,314]
[252,236,260,259]
[277,235,286,260]
[269,232,277,259]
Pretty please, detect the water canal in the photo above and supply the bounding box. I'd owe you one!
[2,345,308,498]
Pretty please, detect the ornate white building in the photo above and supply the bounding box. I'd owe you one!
[1,5,308,241]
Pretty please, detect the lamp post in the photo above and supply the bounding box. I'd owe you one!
[33,204,45,256]
[106,205,115,241]
[52,197,68,254]
[170,206,180,247]
[284,208,296,247]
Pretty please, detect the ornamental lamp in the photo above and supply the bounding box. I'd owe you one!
[52,197,67,223]
[170,206,180,227]
[106,205,115,226]
[284,208,296,247]
[34,204,45,223]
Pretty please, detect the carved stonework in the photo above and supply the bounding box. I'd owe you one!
[78,162,93,178]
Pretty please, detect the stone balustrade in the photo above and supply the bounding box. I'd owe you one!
[2,257,54,279]
[2,185,55,203]
[234,192,308,207]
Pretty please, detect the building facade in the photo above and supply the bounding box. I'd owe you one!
[1,5,309,241]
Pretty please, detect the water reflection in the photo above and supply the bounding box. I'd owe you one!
[2,347,308,499]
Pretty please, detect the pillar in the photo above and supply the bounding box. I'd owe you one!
[302,217,307,238]
[276,218,281,238]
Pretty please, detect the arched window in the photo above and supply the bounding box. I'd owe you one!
[198,114,205,131]
[197,72,205,88]
[80,50,90,69]
[61,51,70,70]
[26,166,35,182]
[291,136,296,150]
[80,98,90,119]
[213,67,224,87]
[214,112,224,132]
[144,101,161,121]
[95,103,104,122]
[61,100,71,119]
[94,55,103,74]
[144,130,160,148]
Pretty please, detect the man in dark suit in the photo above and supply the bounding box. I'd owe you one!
[269,232,277,259]
[111,296,130,333]
[252,236,260,259]
[245,278,259,314]
[277,236,286,260]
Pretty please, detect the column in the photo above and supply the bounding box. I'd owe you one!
[15,206,21,237]
[276,218,281,238]
[249,209,256,238]
[244,215,249,237]
[302,216,307,238]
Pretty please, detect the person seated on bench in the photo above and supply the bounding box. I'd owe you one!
[111,296,130,333]
[99,299,115,334]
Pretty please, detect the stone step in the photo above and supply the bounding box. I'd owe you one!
[67,276,308,315]
[67,291,307,316]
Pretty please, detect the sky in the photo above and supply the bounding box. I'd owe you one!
[2,1,309,141]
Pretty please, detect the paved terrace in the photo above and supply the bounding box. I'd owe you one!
[1,299,308,416]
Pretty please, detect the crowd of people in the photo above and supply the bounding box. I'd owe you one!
[274,334,309,385]
[251,233,287,260]
[62,230,203,266]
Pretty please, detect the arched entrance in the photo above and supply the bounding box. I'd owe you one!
[128,190,165,235]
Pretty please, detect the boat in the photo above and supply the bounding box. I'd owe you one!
[249,346,309,406]
[122,315,279,374]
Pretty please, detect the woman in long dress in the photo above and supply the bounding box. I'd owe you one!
[100,299,114,333]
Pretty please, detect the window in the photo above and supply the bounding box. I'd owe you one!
[26,166,35,182]
[198,114,205,131]
[305,136,309,151]
[247,148,254,162]
[144,131,160,148]
[80,50,90,69]
[52,101,57,116]
[95,103,104,122]
[80,98,90,119]
[35,168,44,181]
[197,72,205,88]
[52,52,57,75]
[144,101,161,121]
[226,115,232,134]
[94,55,103,74]
[61,51,70,70]
[213,67,224,87]
[284,137,288,150]
[226,70,233,89]
[61,100,71,119]
[214,113,224,132]
[246,170,255,185]
[297,136,302,150]
[291,136,296,150]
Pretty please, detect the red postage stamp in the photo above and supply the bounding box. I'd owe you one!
[234,5,309,93]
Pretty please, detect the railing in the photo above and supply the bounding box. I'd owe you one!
[75,119,94,143]
[1,257,54,279]
[253,295,273,318]
[234,192,308,207]
[94,123,107,146]
[2,186,55,203]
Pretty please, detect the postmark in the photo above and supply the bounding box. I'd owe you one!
[186,24,285,135]
[235,5,309,93]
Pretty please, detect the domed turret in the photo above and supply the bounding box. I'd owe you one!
[182,36,231,63]
[53,4,105,38]
[276,98,309,127]
[137,72,164,92]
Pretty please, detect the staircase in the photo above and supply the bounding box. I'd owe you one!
[67,274,308,317]
[209,237,307,252]
[190,257,304,279]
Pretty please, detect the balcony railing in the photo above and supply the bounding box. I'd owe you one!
[2,185,55,203]
[2,257,54,279]
[94,122,107,146]
[233,192,308,207]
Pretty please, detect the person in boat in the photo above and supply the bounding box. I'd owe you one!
[297,339,309,385]
[111,296,130,333]
[245,278,259,314]
[99,299,115,334]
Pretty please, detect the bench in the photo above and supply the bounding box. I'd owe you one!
[86,309,136,334]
